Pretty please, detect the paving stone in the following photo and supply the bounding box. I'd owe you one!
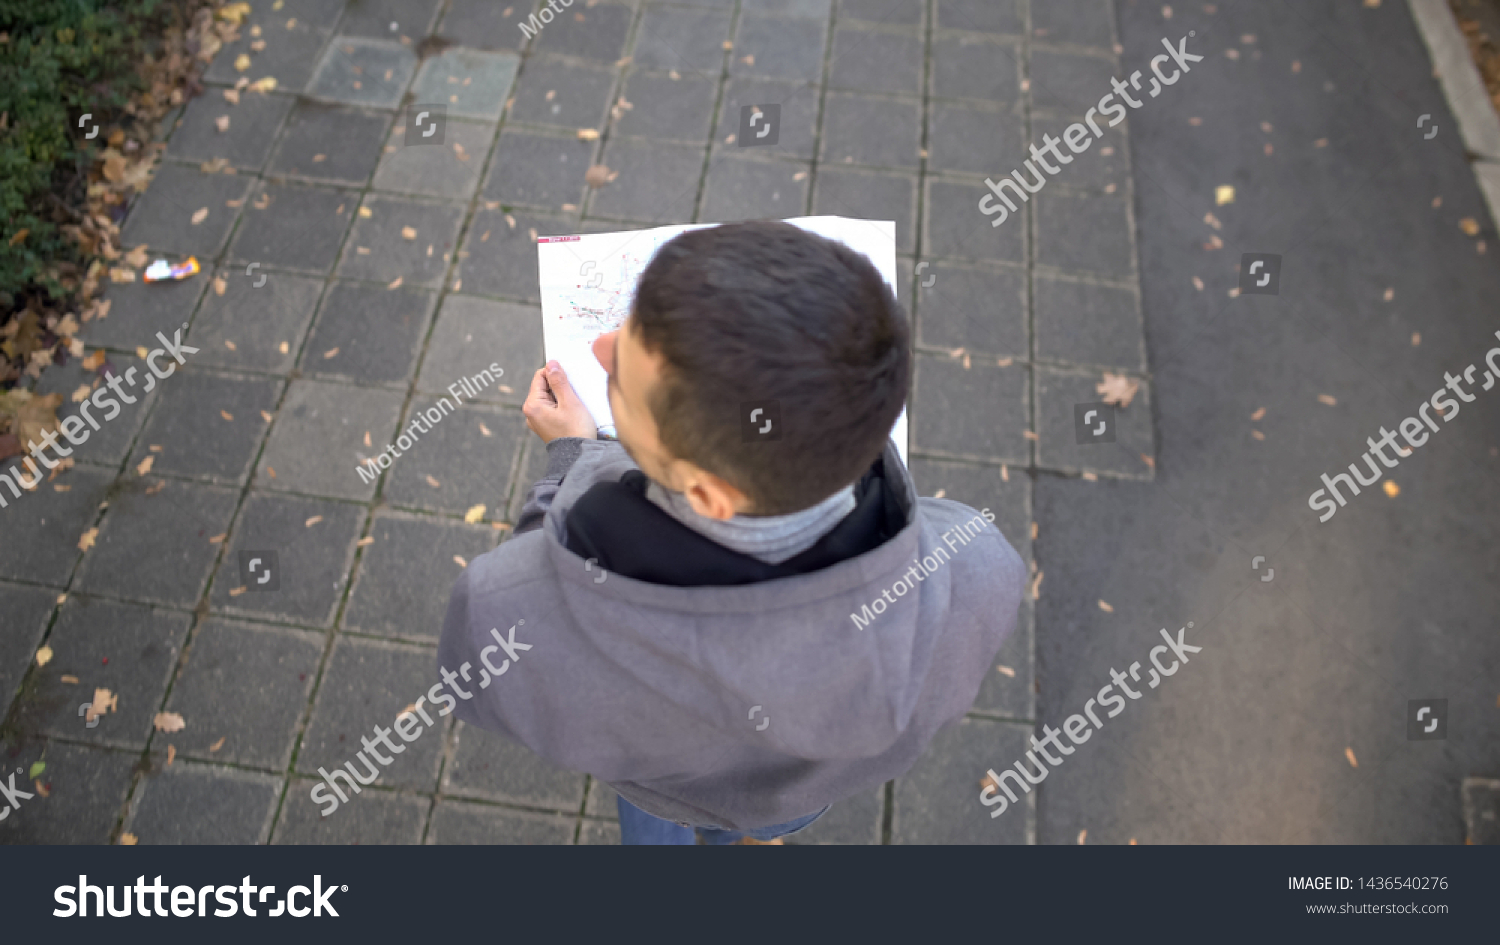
[927,100,1027,177]
[165,91,294,171]
[16,598,189,750]
[382,401,527,516]
[914,260,1027,356]
[72,480,239,607]
[445,721,586,810]
[118,162,251,258]
[839,0,923,26]
[274,778,429,842]
[935,0,1021,35]
[1028,49,1118,115]
[344,512,499,641]
[732,15,827,84]
[1031,0,1115,50]
[454,208,578,301]
[716,78,820,160]
[616,70,718,141]
[203,19,331,91]
[1034,275,1145,370]
[128,369,279,484]
[416,297,540,407]
[785,787,882,844]
[227,180,354,275]
[307,37,419,108]
[1034,191,1134,279]
[31,350,160,466]
[532,1,634,61]
[1034,367,1153,477]
[0,582,55,713]
[125,763,281,844]
[259,379,405,500]
[744,0,831,16]
[371,119,494,200]
[411,47,520,121]
[427,800,576,844]
[507,436,552,523]
[336,194,467,288]
[268,101,392,184]
[480,128,597,213]
[0,464,112,586]
[700,155,810,223]
[820,93,921,170]
[912,353,1029,463]
[295,636,449,792]
[210,492,363,626]
[301,282,438,386]
[262,0,345,29]
[164,618,323,768]
[90,272,206,351]
[0,742,138,845]
[437,0,531,52]
[812,167,916,255]
[923,178,1026,264]
[828,24,922,94]
[931,34,1022,103]
[1462,778,1500,845]
[337,0,444,40]
[971,599,1035,719]
[891,716,1032,843]
[187,270,324,373]
[583,777,619,818]
[1030,115,1128,191]
[633,7,733,74]
[510,56,616,131]
[577,819,622,844]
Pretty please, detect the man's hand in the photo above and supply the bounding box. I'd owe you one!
[522,361,597,443]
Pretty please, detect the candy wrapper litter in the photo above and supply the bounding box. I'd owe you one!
[143,257,200,283]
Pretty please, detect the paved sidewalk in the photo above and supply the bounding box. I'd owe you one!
[1,0,1149,844]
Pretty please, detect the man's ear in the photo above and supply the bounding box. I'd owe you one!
[679,466,753,521]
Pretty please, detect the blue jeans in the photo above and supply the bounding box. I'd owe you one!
[616,795,828,845]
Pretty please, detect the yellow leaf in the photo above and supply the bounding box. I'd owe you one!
[70,384,92,403]
[401,226,417,240]
[247,76,278,93]
[576,128,600,140]
[35,645,53,668]
[78,527,98,551]
[1460,217,1480,236]
[136,455,154,475]
[358,205,373,218]
[463,504,486,523]
[1214,185,1235,205]
[119,833,138,845]
[234,53,251,72]
[1383,480,1400,498]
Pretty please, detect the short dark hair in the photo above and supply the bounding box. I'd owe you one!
[631,221,910,515]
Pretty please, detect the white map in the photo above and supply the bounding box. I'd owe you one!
[537,216,907,465]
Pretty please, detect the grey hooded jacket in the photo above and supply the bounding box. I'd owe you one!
[437,437,1026,830]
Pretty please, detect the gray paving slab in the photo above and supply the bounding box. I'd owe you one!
[299,282,439,387]
[307,37,419,108]
[258,379,406,500]
[202,18,332,91]
[506,437,551,523]
[343,512,500,641]
[371,119,494,200]
[30,351,160,466]
[0,742,138,845]
[828,23,923,94]
[128,368,281,484]
[820,92,922,170]
[532,1,635,62]
[0,464,113,586]
[1034,275,1145,371]
[923,178,1026,263]
[71,479,239,607]
[911,353,1029,464]
[336,194,468,288]
[935,0,1021,35]
[426,799,576,844]
[268,101,392,185]
[732,14,827,84]
[745,0,831,17]
[294,636,449,792]
[416,296,539,407]
[699,154,810,223]
[164,90,295,171]
[273,778,428,843]
[118,162,252,258]
[1034,191,1135,279]
[13,597,189,751]
[577,819,621,844]
[124,763,282,844]
[209,491,363,626]
[1032,0,1115,50]
[913,260,1028,357]
[186,269,325,373]
[1028,49,1118,116]
[716,78,820,159]
[89,271,206,351]
[632,7,733,75]
[841,0,923,25]
[1029,115,1128,192]
[785,786,882,844]
[410,47,520,121]
[931,34,1021,103]
[891,716,1033,843]
[215,181,342,285]
[454,208,576,301]
[811,167,917,255]
[1462,778,1500,845]
[444,721,586,811]
[437,0,532,53]
[381,400,526,516]
[928,100,1026,177]
[163,617,323,768]
[481,128,599,214]
[508,55,617,131]
[616,69,719,142]
[1034,367,1153,478]
[338,0,442,39]
[583,776,619,818]
[0,581,55,713]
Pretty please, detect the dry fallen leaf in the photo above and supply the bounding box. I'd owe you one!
[1382,287,1394,302]
[478,421,492,437]
[35,645,53,668]
[1078,829,1088,845]
[995,665,1016,677]
[1345,747,1358,767]
[1098,600,1114,613]
[89,688,118,721]
[1215,185,1235,205]
[464,504,486,523]
[1317,394,1337,406]
[154,711,186,733]
[229,586,247,597]
[425,475,441,488]
[213,274,227,296]
[191,207,209,225]
[304,515,322,527]
[234,53,251,71]
[1030,569,1044,600]
[208,533,227,543]
[61,675,80,684]
[78,527,98,551]
[1411,332,1421,346]
[357,536,375,547]
[136,455,154,475]
[223,88,241,104]
[1459,217,1480,236]
[323,347,339,359]
[34,780,50,797]
[1251,430,1265,440]
[585,164,613,188]
[209,736,226,752]
[1097,373,1140,408]
[1250,407,1266,421]
[220,410,234,421]
[215,115,230,132]
[387,276,403,290]
[577,128,600,140]
[167,744,176,766]
[453,555,468,568]
[358,205,373,219]
[247,76,277,93]
[70,383,92,404]
[401,226,417,240]
[1383,480,1400,498]
[119,833,138,845]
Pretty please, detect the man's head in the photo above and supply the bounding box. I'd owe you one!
[591,221,910,519]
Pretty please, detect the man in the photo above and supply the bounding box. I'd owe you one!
[438,222,1025,844]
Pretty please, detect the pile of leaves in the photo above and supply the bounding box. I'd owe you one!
[0,0,241,458]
